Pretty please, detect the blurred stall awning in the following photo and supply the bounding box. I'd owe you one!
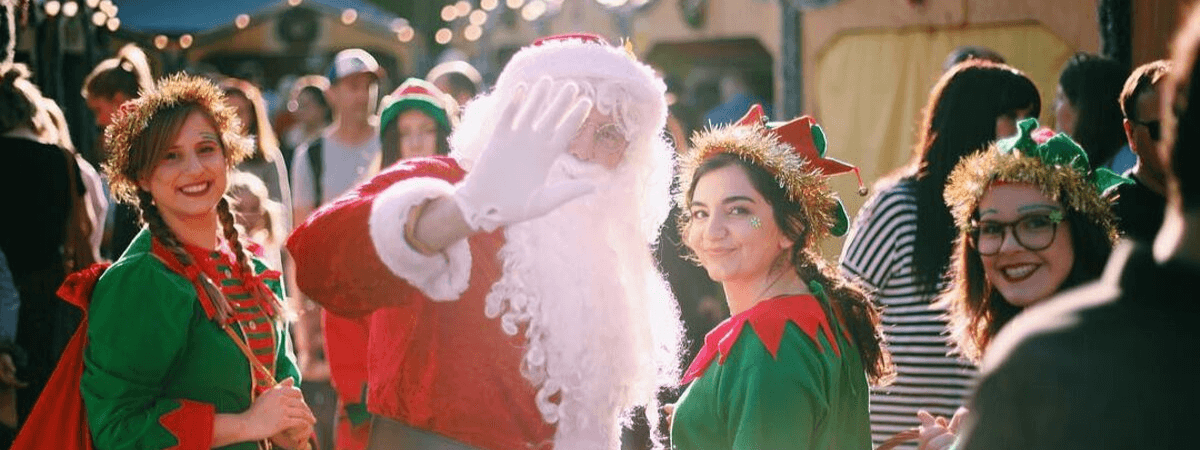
[116,0,399,34]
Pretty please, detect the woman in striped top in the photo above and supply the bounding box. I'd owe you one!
[839,60,1041,449]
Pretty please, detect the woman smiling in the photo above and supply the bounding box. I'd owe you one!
[81,75,315,449]
[914,119,1129,449]
[670,105,892,449]
[940,118,1127,362]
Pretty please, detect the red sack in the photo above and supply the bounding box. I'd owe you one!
[10,263,109,450]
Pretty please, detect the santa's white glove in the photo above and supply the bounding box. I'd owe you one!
[452,78,595,232]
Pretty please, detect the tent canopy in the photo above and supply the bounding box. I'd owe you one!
[116,0,399,34]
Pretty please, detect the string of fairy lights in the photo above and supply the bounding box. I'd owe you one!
[42,0,121,32]
[46,0,657,53]
[434,0,653,45]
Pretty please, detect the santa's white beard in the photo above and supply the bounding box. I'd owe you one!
[484,156,683,449]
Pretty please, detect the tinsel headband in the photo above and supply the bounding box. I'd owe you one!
[104,74,252,205]
[677,104,866,245]
[944,118,1130,236]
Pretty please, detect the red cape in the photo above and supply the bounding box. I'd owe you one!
[10,263,109,450]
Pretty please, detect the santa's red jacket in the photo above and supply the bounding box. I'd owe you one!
[287,156,555,450]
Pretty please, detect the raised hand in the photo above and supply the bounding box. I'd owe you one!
[452,77,594,232]
[917,408,966,450]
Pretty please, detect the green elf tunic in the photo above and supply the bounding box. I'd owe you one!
[671,293,872,450]
[81,229,300,450]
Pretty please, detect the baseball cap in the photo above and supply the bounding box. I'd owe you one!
[326,48,382,83]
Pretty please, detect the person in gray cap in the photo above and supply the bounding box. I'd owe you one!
[288,48,385,450]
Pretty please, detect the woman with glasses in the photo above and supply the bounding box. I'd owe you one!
[914,118,1127,449]
[672,105,892,449]
[839,60,1041,448]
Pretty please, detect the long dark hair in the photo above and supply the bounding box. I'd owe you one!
[685,153,895,385]
[883,61,1041,293]
[1058,52,1130,169]
[379,110,452,167]
[941,204,1113,362]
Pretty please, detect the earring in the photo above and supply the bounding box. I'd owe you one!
[749,216,762,229]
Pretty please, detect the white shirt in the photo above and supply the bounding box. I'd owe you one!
[291,128,381,210]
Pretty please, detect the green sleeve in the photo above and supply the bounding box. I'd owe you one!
[724,328,829,449]
[82,254,216,450]
[255,258,301,386]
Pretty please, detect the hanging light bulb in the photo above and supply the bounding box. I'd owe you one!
[45,1,62,17]
[435,28,452,44]
[397,26,415,43]
[340,9,358,25]
[464,24,482,41]
[469,10,487,25]
[62,1,79,17]
[441,4,457,21]
[521,1,545,21]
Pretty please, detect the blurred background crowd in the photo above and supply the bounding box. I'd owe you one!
[0,0,1192,449]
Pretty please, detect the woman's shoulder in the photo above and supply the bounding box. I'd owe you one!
[93,247,194,311]
[854,180,919,225]
[868,179,920,208]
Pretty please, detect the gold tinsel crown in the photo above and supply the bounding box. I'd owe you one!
[943,118,1129,239]
[677,105,864,248]
[104,74,252,204]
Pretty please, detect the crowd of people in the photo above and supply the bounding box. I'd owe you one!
[1,0,1199,448]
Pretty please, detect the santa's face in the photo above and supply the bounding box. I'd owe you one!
[566,108,628,170]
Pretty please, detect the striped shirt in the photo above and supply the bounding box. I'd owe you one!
[839,181,975,450]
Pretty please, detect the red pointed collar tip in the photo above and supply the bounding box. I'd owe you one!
[679,295,843,385]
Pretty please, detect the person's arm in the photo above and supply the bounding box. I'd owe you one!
[286,158,473,312]
[409,195,473,254]
[290,143,315,228]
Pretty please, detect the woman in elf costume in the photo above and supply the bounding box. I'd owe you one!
[916,118,1128,450]
[82,75,314,449]
[671,105,893,449]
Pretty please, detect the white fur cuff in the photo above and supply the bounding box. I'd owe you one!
[368,177,472,301]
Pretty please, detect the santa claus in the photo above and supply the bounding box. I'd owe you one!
[287,34,683,449]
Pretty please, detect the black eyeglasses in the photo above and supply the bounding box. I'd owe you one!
[1135,120,1161,141]
[969,213,1064,256]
